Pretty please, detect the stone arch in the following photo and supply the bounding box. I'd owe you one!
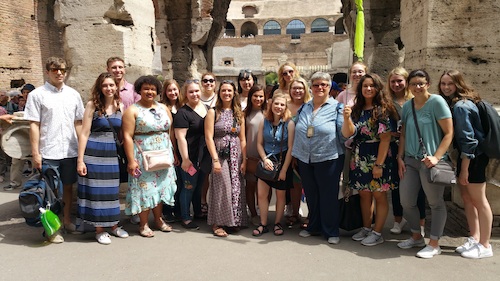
[263,20,281,35]
[334,17,345,34]
[241,21,258,37]
[286,19,306,39]
[242,4,258,18]
[225,22,236,37]
[311,18,329,33]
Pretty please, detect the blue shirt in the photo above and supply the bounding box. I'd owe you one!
[453,99,484,159]
[263,119,289,155]
[292,97,345,163]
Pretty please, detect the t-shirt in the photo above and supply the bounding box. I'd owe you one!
[401,94,452,158]
[174,104,206,163]
[120,81,141,110]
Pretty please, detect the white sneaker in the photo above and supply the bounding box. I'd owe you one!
[96,232,111,245]
[299,230,311,238]
[361,232,384,246]
[416,245,441,259]
[130,215,140,225]
[390,218,407,234]
[352,227,371,241]
[111,227,129,238]
[455,236,478,254]
[461,243,493,259]
[328,237,340,245]
[397,237,426,249]
[48,232,64,244]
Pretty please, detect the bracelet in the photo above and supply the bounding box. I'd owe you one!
[213,158,219,162]
[374,163,384,168]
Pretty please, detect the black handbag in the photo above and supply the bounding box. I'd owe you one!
[105,112,129,183]
[339,188,363,231]
[411,99,456,185]
[255,122,285,182]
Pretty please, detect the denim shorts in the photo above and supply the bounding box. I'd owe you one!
[43,157,78,185]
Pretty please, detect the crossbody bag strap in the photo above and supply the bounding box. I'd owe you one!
[104,112,122,148]
[411,99,428,157]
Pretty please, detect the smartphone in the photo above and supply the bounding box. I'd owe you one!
[187,165,197,176]
[133,168,142,178]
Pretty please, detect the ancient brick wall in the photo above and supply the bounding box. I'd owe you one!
[0,0,63,89]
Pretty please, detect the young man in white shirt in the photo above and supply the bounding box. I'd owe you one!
[24,57,85,243]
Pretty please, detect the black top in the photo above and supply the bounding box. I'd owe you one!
[174,104,205,163]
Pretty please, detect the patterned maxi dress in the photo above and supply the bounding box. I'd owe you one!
[207,109,248,227]
[125,102,177,215]
[349,109,399,192]
[77,110,122,227]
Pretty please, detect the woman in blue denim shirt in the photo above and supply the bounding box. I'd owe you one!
[439,70,492,259]
[252,93,295,237]
[292,72,345,245]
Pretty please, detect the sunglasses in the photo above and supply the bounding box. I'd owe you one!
[202,78,215,83]
[282,70,294,76]
[49,68,67,74]
[149,108,162,120]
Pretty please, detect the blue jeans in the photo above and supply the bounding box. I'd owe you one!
[298,155,344,238]
[179,168,205,221]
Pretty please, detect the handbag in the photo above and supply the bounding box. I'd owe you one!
[134,140,172,172]
[338,187,363,231]
[104,112,128,183]
[411,99,456,185]
[255,122,285,182]
[255,154,282,181]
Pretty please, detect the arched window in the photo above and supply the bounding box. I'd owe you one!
[242,5,258,18]
[335,18,346,34]
[241,21,258,37]
[225,22,236,37]
[286,19,305,39]
[263,20,281,35]
[311,18,329,33]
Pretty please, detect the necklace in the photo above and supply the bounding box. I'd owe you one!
[200,94,215,103]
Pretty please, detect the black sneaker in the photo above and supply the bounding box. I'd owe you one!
[181,221,199,230]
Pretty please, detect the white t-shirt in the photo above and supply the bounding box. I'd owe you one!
[24,82,84,159]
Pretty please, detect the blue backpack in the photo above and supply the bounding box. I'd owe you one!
[477,100,500,159]
[18,167,64,227]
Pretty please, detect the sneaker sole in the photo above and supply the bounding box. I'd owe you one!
[352,236,367,241]
[362,239,384,246]
[416,249,441,259]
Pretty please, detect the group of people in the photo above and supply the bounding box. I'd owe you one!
[5,56,493,260]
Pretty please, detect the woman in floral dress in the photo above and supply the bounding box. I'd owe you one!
[122,75,177,237]
[342,73,399,246]
[205,80,247,237]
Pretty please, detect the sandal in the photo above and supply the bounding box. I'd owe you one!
[156,219,173,232]
[213,226,228,237]
[139,225,155,238]
[274,223,284,236]
[286,215,299,229]
[300,218,309,230]
[252,224,269,237]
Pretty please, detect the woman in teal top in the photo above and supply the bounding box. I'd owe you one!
[396,69,453,259]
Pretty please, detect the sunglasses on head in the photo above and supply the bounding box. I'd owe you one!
[186,79,200,84]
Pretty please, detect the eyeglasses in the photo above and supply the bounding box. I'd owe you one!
[409,82,428,88]
[186,79,200,84]
[311,83,329,88]
[49,68,67,74]
[202,78,215,83]
[149,108,162,120]
[282,70,294,76]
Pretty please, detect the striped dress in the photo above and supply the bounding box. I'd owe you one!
[77,110,122,227]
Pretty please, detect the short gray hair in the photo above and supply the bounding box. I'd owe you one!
[310,72,331,84]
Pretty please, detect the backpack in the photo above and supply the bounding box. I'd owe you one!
[19,167,64,227]
[477,100,500,159]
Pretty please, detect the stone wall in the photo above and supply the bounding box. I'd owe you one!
[0,0,63,89]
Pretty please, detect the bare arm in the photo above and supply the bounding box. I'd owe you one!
[76,101,95,176]
[239,118,247,174]
[373,131,391,179]
[29,121,42,170]
[204,109,221,173]
[122,105,139,174]
[397,125,406,179]
[175,128,192,172]
[341,106,355,138]
[162,104,179,165]
[422,117,454,168]
[279,121,295,181]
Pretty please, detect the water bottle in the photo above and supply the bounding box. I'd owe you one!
[39,207,61,236]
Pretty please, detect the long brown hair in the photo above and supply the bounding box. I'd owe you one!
[244,84,267,118]
[214,80,243,125]
[162,79,181,109]
[438,70,481,106]
[90,72,120,116]
[352,73,399,122]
